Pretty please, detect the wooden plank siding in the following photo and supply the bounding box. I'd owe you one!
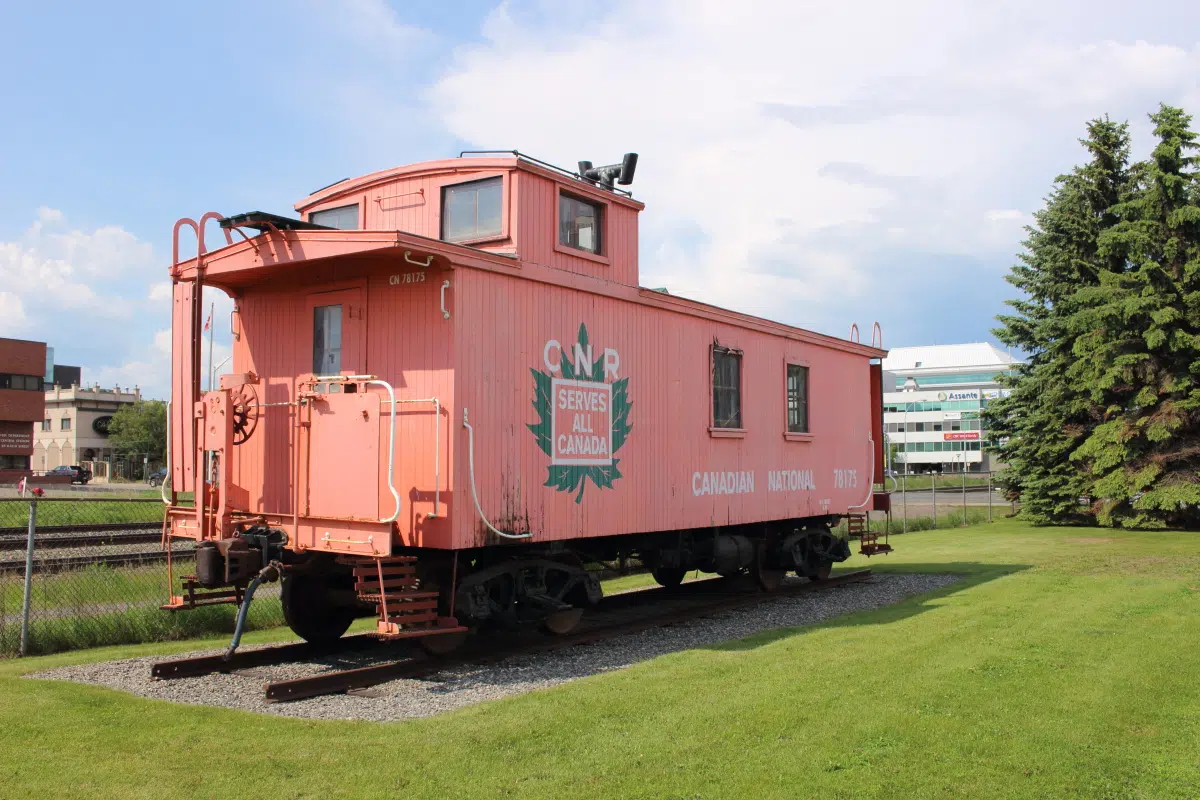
[174,155,882,554]
[450,267,876,550]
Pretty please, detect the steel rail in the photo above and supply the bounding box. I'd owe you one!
[0,531,162,552]
[0,549,192,575]
[0,522,162,537]
[144,569,872,694]
[262,569,873,703]
[150,635,383,680]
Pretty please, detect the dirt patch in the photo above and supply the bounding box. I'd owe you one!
[1064,537,1116,544]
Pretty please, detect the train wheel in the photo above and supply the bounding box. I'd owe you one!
[419,630,468,655]
[542,607,584,635]
[281,571,356,644]
[415,564,468,654]
[753,565,787,591]
[651,567,687,588]
[805,562,833,581]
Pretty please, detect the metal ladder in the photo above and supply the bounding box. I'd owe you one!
[847,513,893,556]
[351,556,466,639]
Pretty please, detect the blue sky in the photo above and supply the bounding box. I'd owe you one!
[2,0,1199,398]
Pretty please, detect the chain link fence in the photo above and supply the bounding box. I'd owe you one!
[851,470,1019,535]
[0,498,282,657]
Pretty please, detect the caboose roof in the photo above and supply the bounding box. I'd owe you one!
[294,155,646,215]
[172,227,884,359]
[171,153,884,360]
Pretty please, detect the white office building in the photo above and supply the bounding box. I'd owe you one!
[882,343,1021,473]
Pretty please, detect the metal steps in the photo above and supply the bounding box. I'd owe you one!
[350,556,466,639]
[847,513,893,557]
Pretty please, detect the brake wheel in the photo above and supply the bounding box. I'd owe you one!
[229,383,260,444]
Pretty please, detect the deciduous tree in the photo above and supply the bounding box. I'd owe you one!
[106,400,167,462]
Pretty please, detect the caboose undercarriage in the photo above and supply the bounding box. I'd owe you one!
[167,512,856,654]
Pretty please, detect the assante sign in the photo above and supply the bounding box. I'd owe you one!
[936,391,979,401]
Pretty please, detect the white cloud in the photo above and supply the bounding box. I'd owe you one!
[0,209,205,399]
[424,0,1200,334]
[81,288,233,401]
[0,291,26,328]
[0,210,159,323]
[153,328,172,355]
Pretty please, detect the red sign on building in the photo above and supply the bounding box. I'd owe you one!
[0,421,34,454]
[944,431,980,441]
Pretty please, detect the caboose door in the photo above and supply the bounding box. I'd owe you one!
[297,285,387,547]
[306,286,367,378]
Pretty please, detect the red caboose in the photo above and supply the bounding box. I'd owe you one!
[163,151,889,650]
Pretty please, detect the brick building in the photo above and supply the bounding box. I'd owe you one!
[0,337,48,482]
[35,384,142,475]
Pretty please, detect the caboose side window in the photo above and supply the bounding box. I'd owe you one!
[313,305,342,376]
[559,193,603,254]
[310,204,359,230]
[712,347,742,429]
[442,177,503,242]
[787,364,809,433]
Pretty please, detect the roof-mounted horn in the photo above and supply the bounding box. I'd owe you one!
[577,153,638,190]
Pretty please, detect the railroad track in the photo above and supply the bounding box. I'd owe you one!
[150,568,873,702]
[0,548,190,574]
[0,530,163,552]
[0,521,163,537]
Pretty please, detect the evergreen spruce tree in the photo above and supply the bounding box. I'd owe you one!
[986,118,1133,523]
[1070,105,1200,528]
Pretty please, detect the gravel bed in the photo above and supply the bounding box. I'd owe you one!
[29,572,958,722]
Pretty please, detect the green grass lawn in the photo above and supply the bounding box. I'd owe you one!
[0,498,165,528]
[2,521,1199,799]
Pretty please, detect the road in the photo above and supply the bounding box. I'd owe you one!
[893,488,1007,507]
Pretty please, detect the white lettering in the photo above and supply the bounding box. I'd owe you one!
[544,340,562,374]
[691,470,756,496]
[603,348,620,380]
[557,434,609,456]
[573,342,594,377]
[768,469,816,492]
[832,469,859,490]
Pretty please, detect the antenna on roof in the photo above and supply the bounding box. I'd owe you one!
[577,153,638,190]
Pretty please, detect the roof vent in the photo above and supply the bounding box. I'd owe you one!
[577,153,638,190]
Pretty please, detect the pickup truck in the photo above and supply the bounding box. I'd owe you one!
[147,467,168,487]
[47,465,92,484]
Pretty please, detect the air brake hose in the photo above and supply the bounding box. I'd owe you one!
[223,562,282,661]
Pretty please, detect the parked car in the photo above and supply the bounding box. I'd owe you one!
[47,465,92,484]
[147,467,168,487]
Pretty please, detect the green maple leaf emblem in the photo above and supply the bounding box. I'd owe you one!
[528,323,633,503]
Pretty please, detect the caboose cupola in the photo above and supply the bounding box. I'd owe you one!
[293,150,645,286]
